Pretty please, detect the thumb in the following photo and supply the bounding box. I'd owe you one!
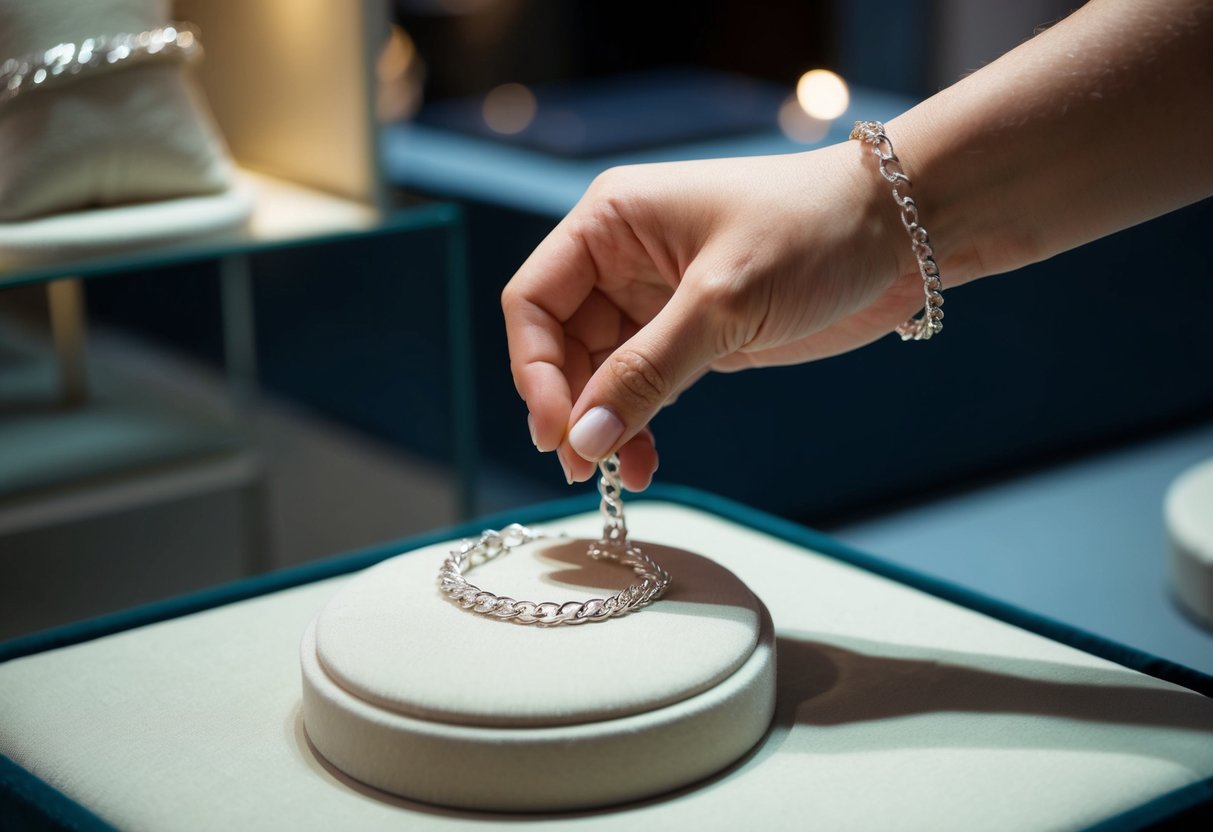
[566,290,724,463]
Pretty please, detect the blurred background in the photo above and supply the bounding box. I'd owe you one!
[1,1,1211,673]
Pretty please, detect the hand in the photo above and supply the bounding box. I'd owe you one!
[502,140,925,490]
[503,0,1213,493]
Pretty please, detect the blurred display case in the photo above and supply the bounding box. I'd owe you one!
[0,1,477,639]
[0,204,472,640]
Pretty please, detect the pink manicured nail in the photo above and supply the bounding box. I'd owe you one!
[556,447,573,484]
[527,413,538,448]
[569,407,624,461]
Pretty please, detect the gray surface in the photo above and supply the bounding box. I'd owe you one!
[0,463,260,640]
[0,324,242,501]
[833,423,1213,676]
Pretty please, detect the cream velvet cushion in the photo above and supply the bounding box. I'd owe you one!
[0,0,232,221]
[3,504,1213,830]
[301,540,777,810]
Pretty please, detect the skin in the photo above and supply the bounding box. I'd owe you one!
[501,0,1213,491]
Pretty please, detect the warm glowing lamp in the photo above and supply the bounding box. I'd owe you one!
[795,69,849,120]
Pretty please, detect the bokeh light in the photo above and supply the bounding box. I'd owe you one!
[482,83,537,135]
[377,24,425,122]
[795,69,849,120]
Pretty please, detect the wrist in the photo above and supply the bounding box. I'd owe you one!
[831,139,920,296]
[885,112,1024,288]
[849,121,947,340]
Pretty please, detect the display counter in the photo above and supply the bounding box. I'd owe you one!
[3,487,1211,830]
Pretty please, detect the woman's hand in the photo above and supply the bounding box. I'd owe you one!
[502,140,925,489]
[502,0,1213,493]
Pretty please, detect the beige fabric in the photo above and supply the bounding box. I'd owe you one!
[314,542,762,727]
[304,544,774,810]
[304,606,776,811]
[2,503,1213,830]
[0,0,232,221]
[1167,456,1213,627]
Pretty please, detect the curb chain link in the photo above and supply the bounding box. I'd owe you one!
[438,454,671,625]
[850,120,945,341]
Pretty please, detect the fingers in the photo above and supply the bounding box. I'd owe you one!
[562,286,725,477]
[505,163,722,488]
[558,428,657,493]
[513,358,571,453]
[503,215,604,453]
[617,427,658,491]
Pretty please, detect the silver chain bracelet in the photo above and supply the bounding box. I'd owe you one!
[438,455,672,625]
[1,23,202,106]
[850,120,945,341]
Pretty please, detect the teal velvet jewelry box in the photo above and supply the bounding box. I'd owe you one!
[2,486,1212,831]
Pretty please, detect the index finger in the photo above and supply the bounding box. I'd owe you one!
[501,214,602,452]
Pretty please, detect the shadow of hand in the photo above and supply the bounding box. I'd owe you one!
[769,632,1213,767]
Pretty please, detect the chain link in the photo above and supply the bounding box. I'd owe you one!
[850,120,945,341]
[597,454,627,545]
[1,24,202,106]
[438,454,671,625]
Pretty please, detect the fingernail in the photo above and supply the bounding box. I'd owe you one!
[568,406,625,461]
[556,447,573,485]
[527,413,538,448]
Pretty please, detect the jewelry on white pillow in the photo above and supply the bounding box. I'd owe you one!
[439,455,671,625]
[1,23,201,105]
[0,4,235,226]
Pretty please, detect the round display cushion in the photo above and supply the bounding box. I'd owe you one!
[301,537,777,811]
[1167,456,1213,629]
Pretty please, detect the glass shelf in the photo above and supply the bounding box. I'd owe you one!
[0,195,474,637]
[0,171,457,289]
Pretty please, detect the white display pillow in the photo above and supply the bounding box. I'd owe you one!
[0,0,249,263]
[0,180,254,269]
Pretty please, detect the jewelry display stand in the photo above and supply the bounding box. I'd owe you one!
[5,495,1213,829]
[1167,456,1213,629]
[0,0,399,638]
[0,0,257,265]
[302,465,777,811]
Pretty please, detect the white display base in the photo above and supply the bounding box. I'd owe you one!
[1166,456,1213,628]
[301,538,776,811]
[0,168,380,275]
[0,184,255,271]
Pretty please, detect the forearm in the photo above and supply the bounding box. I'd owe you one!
[887,0,1213,287]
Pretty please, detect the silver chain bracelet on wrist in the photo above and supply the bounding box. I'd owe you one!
[438,454,671,625]
[1,23,202,106]
[850,120,945,341]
